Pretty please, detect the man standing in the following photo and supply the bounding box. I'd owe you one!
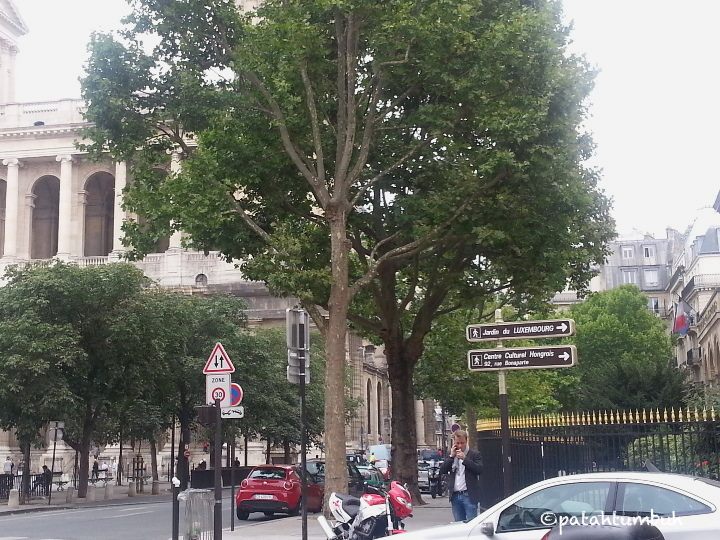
[439,430,482,522]
[3,457,12,476]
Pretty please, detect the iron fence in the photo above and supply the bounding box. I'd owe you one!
[476,408,720,508]
[0,473,51,500]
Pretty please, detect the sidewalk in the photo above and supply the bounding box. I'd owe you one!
[0,480,174,515]
[222,495,453,540]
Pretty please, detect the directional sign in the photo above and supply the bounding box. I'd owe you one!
[466,319,575,342]
[468,345,577,372]
[230,383,244,407]
[203,342,236,374]
[206,373,231,407]
[221,406,245,419]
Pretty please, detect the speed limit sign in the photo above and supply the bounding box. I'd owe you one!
[206,374,231,407]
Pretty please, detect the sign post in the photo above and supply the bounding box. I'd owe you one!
[467,315,576,497]
[202,343,236,540]
[287,307,310,540]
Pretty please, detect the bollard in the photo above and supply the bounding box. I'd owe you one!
[86,485,96,502]
[152,480,160,495]
[65,486,75,504]
[104,483,114,500]
[127,480,135,497]
[7,489,19,509]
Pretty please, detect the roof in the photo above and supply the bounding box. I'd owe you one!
[0,0,28,37]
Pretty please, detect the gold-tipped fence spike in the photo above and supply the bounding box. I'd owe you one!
[694,406,700,422]
[663,408,669,423]
[703,407,708,422]
[635,409,640,424]
[603,410,608,424]
[687,406,692,421]
[671,407,676,422]
[679,407,684,422]
[712,406,717,422]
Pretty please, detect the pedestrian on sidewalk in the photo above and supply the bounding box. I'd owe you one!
[439,430,483,523]
[91,459,99,481]
[3,457,12,476]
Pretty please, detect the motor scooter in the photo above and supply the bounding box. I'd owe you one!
[318,481,413,540]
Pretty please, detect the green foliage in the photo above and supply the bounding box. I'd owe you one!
[81,0,615,489]
[568,286,687,411]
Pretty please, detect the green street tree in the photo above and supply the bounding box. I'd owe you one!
[0,263,150,498]
[0,306,83,502]
[81,0,613,496]
[568,285,687,411]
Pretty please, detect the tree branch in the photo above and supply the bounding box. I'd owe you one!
[304,303,328,340]
[300,64,326,186]
[226,192,272,243]
[350,138,429,207]
[242,70,330,208]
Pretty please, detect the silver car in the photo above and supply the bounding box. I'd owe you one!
[397,472,720,540]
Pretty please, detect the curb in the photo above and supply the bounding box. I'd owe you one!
[0,504,74,516]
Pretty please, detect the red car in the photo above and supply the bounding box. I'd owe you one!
[236,465,323,520]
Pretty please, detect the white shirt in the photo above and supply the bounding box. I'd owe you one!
[3,460,11,474]
[453,445,468,492]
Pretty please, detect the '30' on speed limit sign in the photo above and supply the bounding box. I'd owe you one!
[206,374,231,407]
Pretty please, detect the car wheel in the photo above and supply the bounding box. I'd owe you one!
[289,497,302,516]
[237,510,249,520]
[263,511,274,517]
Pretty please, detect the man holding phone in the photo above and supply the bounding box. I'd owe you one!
[439,430,483,522]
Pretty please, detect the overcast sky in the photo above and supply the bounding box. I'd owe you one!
[13,0,720,238]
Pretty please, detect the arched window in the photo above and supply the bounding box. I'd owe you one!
[376,382,382,436]
[31,176,60,259]
[195,273,208,286]
[83,172,115,256]
[366,379,372,435]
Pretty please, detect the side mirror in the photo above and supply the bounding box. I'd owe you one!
[479,522,494,536]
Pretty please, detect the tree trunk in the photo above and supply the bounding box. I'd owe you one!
[265,439,271,464]
[20,441,31,505]
[465,406,478,450]
[283,439,291,463]
[323,211,350,505]
[226,440,231,468]
[179,414,191,490]
[149,437,159,481]
[77,440,91,498]
[385,340,424,504]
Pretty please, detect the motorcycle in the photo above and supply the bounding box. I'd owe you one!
[428,464,442,499]
[318,481,413,540]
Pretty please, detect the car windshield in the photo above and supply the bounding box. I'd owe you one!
[306,461,325,478]
[249,468,287,480]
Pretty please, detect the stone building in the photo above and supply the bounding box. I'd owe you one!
[0,0,432,477]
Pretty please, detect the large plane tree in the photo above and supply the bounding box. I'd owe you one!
[81,0,613,498]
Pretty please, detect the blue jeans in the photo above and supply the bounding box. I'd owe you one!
[451,491,478,522]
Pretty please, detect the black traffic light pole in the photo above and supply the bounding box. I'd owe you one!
[299,322,308,540]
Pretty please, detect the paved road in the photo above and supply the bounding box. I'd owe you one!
[0,493,452,540]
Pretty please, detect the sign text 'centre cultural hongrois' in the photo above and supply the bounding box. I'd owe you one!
[467,345,577,372]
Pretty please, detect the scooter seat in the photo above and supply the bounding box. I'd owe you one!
[335,493,361,519]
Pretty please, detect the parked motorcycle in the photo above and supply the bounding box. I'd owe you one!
[428,464,442,499]
[318,481,414,540]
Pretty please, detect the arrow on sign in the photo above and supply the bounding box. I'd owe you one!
[203,343,236,374]
[559,352,570,361]
[557,322,568,332]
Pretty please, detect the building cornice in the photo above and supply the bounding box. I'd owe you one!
[0,124,86,140]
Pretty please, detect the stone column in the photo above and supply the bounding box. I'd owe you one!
[168,152,183,250]
[1,159,20,259]
[55,155,74,259]
[111,162,127,255]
